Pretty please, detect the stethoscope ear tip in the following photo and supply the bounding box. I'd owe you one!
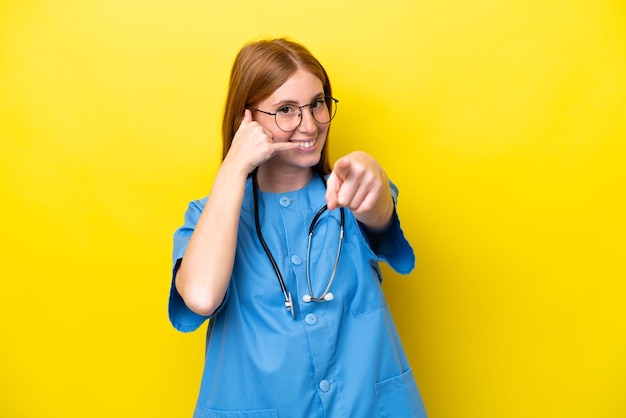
[303,292,334,303]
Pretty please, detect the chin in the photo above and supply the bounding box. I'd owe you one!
[299,151,323,168]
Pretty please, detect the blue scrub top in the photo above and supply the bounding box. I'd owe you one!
[169,175,427,418]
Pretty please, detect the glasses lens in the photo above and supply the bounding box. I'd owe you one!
[275,105,300,132]
[312,97,338,125]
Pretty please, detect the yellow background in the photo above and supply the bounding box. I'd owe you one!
[1,1,624,417]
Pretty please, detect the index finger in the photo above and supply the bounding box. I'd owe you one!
[331,157,352,181]
[325,170,341,210]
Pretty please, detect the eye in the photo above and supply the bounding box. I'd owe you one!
[277,105,297,116]
[310,98,326,110]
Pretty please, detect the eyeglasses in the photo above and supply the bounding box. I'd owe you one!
[253,96,338,132]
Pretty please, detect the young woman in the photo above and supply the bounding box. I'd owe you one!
[169,38,427,417]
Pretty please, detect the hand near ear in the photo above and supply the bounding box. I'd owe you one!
[225,109,300,175]
[326,151,394,232]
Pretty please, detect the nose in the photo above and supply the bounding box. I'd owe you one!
[297,107,317,133]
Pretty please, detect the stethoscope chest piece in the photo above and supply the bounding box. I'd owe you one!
[285,292,295,318]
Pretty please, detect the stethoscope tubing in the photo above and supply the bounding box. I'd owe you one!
[252,170,344,318]
[305,205,344,302]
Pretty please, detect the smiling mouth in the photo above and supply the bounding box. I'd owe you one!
[292,139,317,149]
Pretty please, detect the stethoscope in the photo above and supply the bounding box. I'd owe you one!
[252,170,345,318]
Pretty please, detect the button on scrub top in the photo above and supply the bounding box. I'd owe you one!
[169,176,427,418]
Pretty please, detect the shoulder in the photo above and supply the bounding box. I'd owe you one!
[180,196,208,226]
[188,196,208,212]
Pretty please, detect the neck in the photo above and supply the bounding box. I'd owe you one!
[255,165,314,193]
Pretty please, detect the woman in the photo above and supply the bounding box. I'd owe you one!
[169,38,427,417]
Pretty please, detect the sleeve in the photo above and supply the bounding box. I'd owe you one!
[359,181,415,275]
[168,198,211,332]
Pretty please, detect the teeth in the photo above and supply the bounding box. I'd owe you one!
[297,139,316,149]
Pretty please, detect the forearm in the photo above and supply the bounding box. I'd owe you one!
[175,161,248,316]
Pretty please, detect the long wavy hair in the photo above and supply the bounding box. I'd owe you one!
[221,38,333,175]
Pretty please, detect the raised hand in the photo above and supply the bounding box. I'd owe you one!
[325,151,394,232]
[224,109,300,175]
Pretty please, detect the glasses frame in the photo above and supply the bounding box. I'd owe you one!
[253,96,339,132]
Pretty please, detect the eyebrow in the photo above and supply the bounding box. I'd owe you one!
[269,93,325,107]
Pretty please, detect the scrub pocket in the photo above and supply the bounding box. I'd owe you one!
[193,408,278,418]
[374,369,427,418]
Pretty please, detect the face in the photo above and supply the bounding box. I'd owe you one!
[253,69,328,172]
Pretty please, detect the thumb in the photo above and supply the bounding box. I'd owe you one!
[235,109,253,132]
[241,108,253,126]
